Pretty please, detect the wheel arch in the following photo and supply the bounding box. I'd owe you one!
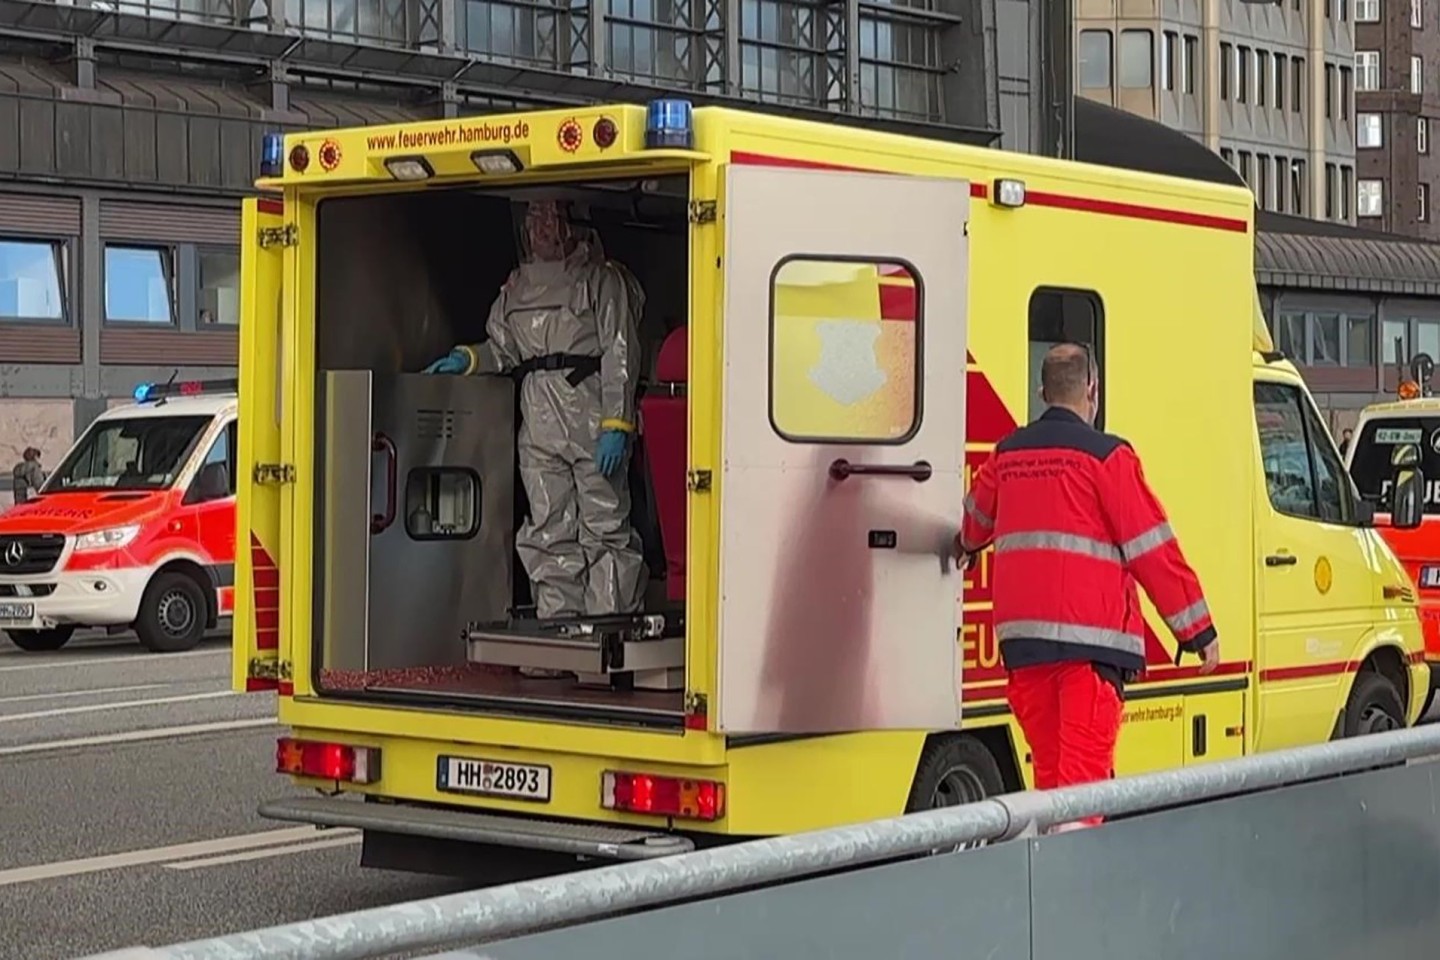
[913,721,1026,796]
[148,557,219,628]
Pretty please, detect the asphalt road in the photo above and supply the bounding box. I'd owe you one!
[0,629,470,960]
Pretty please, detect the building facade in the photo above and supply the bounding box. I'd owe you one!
[1076,0,1358,221]
[1353,0,1440,234]
[0,0,1067,505]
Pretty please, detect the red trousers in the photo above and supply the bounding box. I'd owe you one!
[1006,661,1123,827]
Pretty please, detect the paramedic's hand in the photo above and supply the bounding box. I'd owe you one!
[423,349,468,375]
[596,430,627,477]
[1198,638,1220,676]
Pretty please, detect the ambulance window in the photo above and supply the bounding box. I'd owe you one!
[405,468,481,540]
[195,421,237,497]
[768,257,921,444]
[1253,382,1356,524]
[1028,288,1105,429]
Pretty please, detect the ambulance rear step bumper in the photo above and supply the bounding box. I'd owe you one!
[466,614,685,690]
[258,796,694,860]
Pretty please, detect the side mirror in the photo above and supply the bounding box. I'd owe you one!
[185,461,231,505]
[1389,444,1425,530]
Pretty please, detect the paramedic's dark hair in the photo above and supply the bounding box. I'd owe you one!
[1040,342,1096,405]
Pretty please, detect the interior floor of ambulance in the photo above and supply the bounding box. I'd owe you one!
[312,176,691,727]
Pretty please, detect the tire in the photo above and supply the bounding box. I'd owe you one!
[1340,670,1407,739]
[905,736,1006,812]
[135,572,208,653]
[5,626,76,652]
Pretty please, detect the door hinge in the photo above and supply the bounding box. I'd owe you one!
[688,200,717,225]
[687,469,712,492]
[258,223,298,248]
[253,462,296,485]
[248,657,292,682]
[684,691,708,715]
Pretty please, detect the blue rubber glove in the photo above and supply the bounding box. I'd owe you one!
[596,430,627,477]
[423,349,468,374]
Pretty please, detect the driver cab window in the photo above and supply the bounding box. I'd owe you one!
[1254,381,1354,524]
[195,421,237,498]
[1028,288,1105,429]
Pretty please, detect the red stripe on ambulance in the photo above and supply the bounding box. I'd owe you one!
[250,533,280,652]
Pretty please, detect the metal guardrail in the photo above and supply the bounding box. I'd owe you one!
[84,723,1440,960]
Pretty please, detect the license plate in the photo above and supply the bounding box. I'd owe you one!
[1421,566,1440,590]
[437,756,551,802]
[0,601,34,623]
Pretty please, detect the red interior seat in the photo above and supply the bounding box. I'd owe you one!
[639,326,688,604]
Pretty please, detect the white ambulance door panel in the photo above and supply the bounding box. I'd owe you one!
[717,164,969,735]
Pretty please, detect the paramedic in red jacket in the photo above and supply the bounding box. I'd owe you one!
[955,343,1219,826]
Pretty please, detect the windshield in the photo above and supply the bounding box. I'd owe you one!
[1348,415,1440,513]
[43,415,212,492]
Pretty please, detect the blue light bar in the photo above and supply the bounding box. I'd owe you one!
[645,99,694,150]
[260,132,284,177]
[131,378,239,404]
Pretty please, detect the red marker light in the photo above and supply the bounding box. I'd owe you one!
[276,737,380,784]
[289,144,310,172]
[557,118,583,153]
[593,117,618,150]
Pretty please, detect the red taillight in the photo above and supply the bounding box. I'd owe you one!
[289,144,310,172]
[593,116,618,149]
[601,771,725,821]
[276,737,379,784]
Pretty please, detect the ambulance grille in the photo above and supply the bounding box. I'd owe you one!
[0,534,64,575]
[415,408,457,440]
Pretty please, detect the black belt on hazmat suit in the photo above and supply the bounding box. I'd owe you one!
[511,353,602,387]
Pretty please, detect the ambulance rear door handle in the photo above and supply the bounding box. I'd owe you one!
[829,459,933,482]
[1265,554,1297,567]
[372,432,398,535]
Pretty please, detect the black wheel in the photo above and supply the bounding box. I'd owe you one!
[1341,670,1407,738]
[905,736,1005,851]
[135,572,208,653]
[5,626,76,652]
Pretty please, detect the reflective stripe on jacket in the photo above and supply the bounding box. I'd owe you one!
[959,406,1217,676]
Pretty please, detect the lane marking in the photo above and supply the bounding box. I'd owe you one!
[0,717,277,756]
[0,683,168,705]
[164,833,361,870]
[0,825,343,888]
[0,689,235,723]
[0,648,228,674]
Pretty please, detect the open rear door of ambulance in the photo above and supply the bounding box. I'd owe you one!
[233,197,288,694]
[717,163,969,735]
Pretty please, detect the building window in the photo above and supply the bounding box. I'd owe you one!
[1420,319,1440,360]
[1276,53,1288,106]
[1291,160,1306,215]
[1348,314,1375,366]
[1415,0,1425,26]
[1257,51,1270,106]
[1258,154,1272,209]
[1238,46,1251,103]
[0,238,67,323]
[1342,166,1353,220]
[1356,0,1379,20]
[1313,313,1342,364]
[1325,64,1336,117]
[1079,30,1113,89]
[1384,319,1411,364]
[1358,112,1383,147]
[1421,117,1431,153]
[1221,147,1236,166]
[198,249,240,326]
[1358,178,1385,217]
[1414,55,1425,93]
[1161,31,1178,90]
[1326,163,1338,218]
[770,258,920,443]
[1119,30,1153,88]
[1028,288,1106,428]
[1183,35,1198,93]
[1341,67,1352,119]
[104,246,175,325]
[1293,57,1305,112]
[1275,155,1289,211]
[1422,183,1432,221]
[1240,151,1253,186]
[1221,42,1233,100]
[1355,51,1379,91]
[1276,309,1377,367]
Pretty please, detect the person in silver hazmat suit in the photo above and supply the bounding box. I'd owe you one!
[424,199,648,621]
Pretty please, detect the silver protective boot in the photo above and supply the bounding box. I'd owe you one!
[466,236,648,621]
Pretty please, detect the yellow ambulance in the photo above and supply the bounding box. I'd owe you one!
[235,100,1428,877]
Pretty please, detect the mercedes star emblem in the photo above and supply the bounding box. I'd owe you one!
[3,541,25,566]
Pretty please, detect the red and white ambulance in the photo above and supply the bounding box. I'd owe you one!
[0,379,238,653]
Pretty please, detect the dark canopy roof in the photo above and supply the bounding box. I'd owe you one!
[1071,97,1440,293]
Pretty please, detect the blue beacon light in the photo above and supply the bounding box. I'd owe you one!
[645,99,694,150]
[133,382,155,404]
[260,132,285,177]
